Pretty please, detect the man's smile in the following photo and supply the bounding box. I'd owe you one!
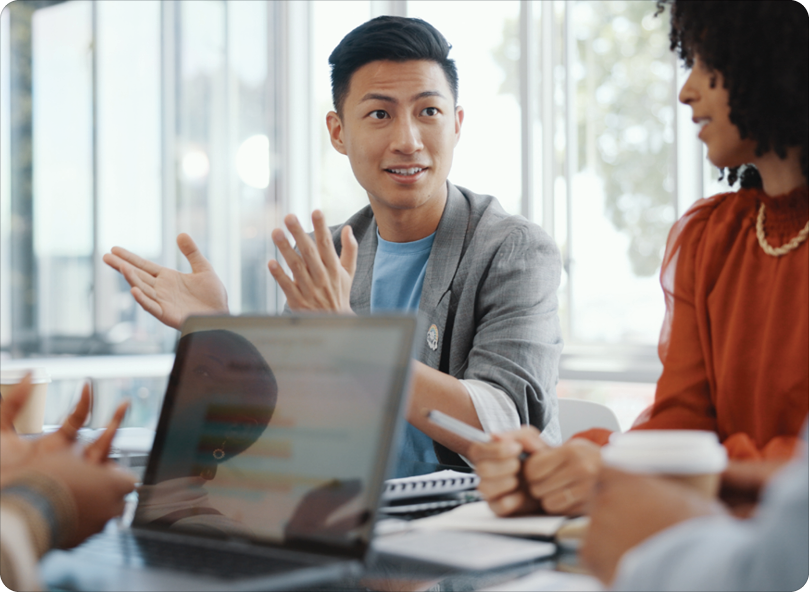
[384,165,429,183]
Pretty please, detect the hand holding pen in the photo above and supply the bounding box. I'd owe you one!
[428,410,599,517]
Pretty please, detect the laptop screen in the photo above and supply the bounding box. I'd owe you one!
[135,315,416,557]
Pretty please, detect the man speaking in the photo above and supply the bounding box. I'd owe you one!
[105,16,563,476]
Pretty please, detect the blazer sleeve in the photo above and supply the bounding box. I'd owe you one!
[462,223,563,443]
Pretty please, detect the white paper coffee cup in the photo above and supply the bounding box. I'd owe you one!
[602,430,728,497]
[0,368,52,434]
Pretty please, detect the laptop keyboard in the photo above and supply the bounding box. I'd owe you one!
[82,530,315,579]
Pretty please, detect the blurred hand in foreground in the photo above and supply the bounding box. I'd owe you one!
[1,374,137,547]
[1,375,130,486]
[580,466,725,585]
[720,459,788,517]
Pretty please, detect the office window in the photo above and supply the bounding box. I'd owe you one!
[407,1,523,214]
[312,0,372,227]
[1,0,734,425]
[32,1,94,346]
[95,0,163,352]
[563,1,676,345]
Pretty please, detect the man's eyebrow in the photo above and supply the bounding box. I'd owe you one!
[360,93,397,104]
[359,90,447,104]
[413,90,445,101]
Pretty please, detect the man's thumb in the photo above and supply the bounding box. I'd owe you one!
[176,233,211,273]
[340,225,358,278]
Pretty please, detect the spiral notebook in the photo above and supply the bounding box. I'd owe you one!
[379,470,481,514]
[382,469,480,501]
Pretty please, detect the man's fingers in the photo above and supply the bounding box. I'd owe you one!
[108,246,162,276]
[284,214,328,285]
[510,426,548,455]
[176,233,213,274]
[340,225,358,278]
[272,229,317,292]
[85,400,129,464]
[468,439,523,462]
[488,492,530,517]
[121,265,158,299]
[131,287,166,323]
[0,374,33,430]
[268,260,305,308]
[475,456,522,479]
[477,473,521,501]
[312,210,342,274]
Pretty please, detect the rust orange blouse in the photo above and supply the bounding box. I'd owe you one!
[578,186,809,460]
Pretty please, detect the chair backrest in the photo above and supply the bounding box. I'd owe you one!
[557,398,621,442]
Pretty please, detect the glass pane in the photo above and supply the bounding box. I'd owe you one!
[176,0,227,273]
[229,0,275,314]
[32,1,94,341]
[1,7,10,348]
[407,0,522,215]
[95,0,164,353]
[565,1,675,344]
[312,1,372,227]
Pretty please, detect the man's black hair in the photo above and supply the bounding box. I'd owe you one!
[657,0,808,189]
[328,16,458,116]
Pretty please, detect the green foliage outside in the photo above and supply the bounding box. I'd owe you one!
[494,1,676,277]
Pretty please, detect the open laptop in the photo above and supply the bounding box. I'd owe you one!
[41,314,418,591]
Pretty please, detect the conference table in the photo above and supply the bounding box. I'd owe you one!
[309,461,599,592]
[40,458,600,592]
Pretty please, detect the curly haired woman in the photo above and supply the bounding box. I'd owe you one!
[468,0,808,517]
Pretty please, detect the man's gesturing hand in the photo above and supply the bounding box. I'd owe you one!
[103,233,228,330]
[268,210,357,312]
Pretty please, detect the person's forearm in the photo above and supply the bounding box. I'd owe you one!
[405,361,482,456]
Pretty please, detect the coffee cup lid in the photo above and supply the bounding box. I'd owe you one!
[0,368,52,385]
[602,430,728,474]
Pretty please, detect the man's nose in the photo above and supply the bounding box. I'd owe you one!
[390,115,423,154]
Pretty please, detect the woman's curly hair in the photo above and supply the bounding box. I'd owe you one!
[657,1,808,189]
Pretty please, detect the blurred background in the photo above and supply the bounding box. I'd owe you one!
[0,0,731,430]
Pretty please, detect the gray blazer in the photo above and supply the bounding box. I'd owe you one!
[325,182,563,463]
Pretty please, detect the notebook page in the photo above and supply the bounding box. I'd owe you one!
[408,501,566,537]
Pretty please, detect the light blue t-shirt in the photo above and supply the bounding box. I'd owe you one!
[370,230,438,477]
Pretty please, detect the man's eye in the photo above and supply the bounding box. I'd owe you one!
[421,107,439,116]
[369,110,389,120]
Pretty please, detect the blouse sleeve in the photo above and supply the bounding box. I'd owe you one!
[632,199,721,433]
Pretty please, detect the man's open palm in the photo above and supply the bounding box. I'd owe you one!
[103,233,228,330]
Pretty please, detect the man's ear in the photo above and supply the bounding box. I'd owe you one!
[326,111,348,155]
[454,105,464,145]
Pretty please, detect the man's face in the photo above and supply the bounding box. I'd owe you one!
[327,60,463,216]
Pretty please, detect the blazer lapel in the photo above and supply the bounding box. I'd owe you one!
[420,182,470,312]
[350,217,378,314]
[417,183,470,369]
